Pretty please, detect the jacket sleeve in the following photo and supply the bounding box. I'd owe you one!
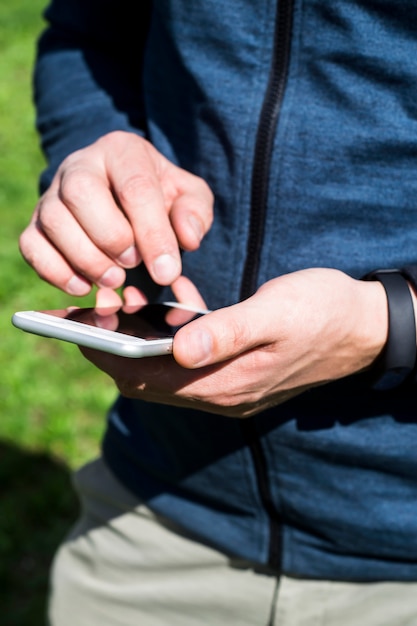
[34,0,152,192]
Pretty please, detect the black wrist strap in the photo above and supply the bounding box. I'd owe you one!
[362,270,416,390]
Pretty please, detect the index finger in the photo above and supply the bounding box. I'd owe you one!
[106,138,182,285]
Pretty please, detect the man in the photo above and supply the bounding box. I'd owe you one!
[20,0,417,623]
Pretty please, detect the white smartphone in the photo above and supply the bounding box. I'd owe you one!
[12,302,208,358]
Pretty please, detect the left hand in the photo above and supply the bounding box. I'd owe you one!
[82,268,389,418]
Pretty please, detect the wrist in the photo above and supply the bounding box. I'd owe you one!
[355,278,389,369]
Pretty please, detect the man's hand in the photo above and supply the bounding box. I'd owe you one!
[80,269,389,417]
[19,131,214,295]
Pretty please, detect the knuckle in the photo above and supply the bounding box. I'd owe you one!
[60,169,94,206]
[117,172,156,207]
[221,316,249,353]
[195,178,214,222]
[19,231,35,264]
[100,130,132,149]
[98,224,132,253]
[202,178,214,205]
[182,177,214,229]
[37,196,58,229]
[101,130,124,145]
[18,241,46,281]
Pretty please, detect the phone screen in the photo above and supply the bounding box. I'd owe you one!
[42,303,204,340]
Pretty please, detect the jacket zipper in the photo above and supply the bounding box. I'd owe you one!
[239,0,295,568]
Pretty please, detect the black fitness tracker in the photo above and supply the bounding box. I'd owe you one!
[363,269,416,390]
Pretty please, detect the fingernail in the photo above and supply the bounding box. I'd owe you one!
[188,215,203,243]
[117,245,140,268]
[152,254,181,284]
[66,275,91,296]
[100,266,126,288]
[183,329,212,367]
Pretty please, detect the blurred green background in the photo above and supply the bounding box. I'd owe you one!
[0,2,117,623]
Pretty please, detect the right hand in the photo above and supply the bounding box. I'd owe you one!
[19,131,214,296]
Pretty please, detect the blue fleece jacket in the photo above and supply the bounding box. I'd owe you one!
[35,0,417,581]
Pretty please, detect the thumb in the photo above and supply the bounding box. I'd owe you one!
[173,299,265,368]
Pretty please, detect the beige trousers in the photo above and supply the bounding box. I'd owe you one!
[48,458,417,626]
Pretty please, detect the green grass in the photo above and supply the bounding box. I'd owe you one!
[0,2,117,622]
